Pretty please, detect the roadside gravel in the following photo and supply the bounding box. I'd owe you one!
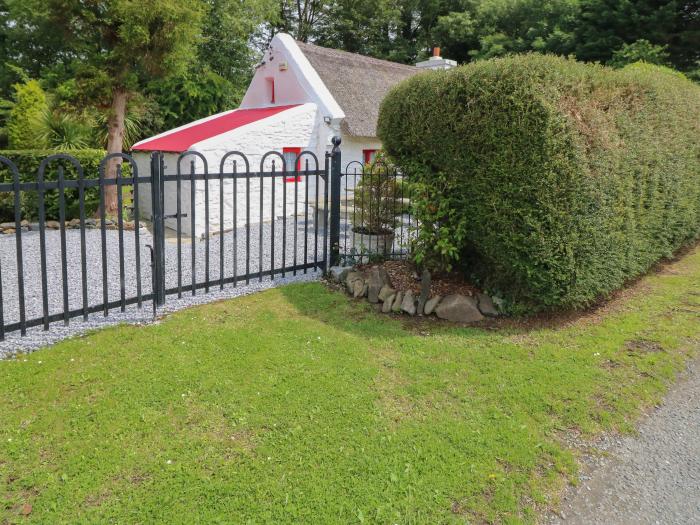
[546,357,700,525]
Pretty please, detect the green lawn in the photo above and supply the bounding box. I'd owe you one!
[2,247,699,524]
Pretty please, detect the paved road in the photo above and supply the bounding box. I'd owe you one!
[548,358,700,525]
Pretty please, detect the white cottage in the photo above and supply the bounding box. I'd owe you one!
[132,33,454,236]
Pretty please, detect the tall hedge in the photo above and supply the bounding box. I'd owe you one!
[378,55,700,312]
[0,149,105,222]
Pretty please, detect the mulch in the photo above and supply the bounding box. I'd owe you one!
[357,260,481,298]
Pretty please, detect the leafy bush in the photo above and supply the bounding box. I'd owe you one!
[7,80,49,149]
[0,149,105,222]
[378,54,700,312]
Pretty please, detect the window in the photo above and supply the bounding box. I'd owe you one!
[266,77,275,104]
[363,149,377,164]
[282,147,302,182]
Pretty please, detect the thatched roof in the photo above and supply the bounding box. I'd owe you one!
[296,41,420,137]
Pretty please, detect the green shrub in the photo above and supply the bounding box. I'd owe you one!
[0,149,105,222]
[6,80,49,149]
[378,54,700,312]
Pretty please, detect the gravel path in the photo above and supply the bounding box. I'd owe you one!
[547,357,700,525]
[0,217,330,356]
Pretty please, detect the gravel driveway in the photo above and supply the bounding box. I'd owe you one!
[547,358,700,524]
[0,217,329,356]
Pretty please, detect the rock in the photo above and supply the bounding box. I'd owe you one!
[382,294,395,313]
[85,218,97,226]
[329,265,352,283]
[378,266,392,287]
[378,285,395,303]
[435,294,484,323]
[352,279,367,298]
[69,218,81,227]
[401,291,417,315]
[424,295,442,316]
[46,220,60,229]
[29,222,40,231]
[417,269,431,315]
[2,228,15,234]
[367,268,385,303]
[391,291,404,313]
[476,292,499,317]
[20,219,29,227]
[346,271,363,294]
[0,222,14,229]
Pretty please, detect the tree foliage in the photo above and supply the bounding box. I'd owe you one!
[7,79,48,149]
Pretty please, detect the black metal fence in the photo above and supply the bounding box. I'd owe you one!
[0,137,414,341]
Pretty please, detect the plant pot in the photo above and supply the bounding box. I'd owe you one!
[352,228,395,258]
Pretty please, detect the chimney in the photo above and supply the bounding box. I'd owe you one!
[415,47,456,71]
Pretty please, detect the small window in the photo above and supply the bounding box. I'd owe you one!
[363,149,377,164]
[266,77,275,104]
[282,147,302,182]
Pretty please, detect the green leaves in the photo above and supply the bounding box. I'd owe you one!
[379,54,700,312]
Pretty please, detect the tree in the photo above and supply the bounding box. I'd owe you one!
[7,79,48,149]
[609,39,671,67]
[9,0,205,212]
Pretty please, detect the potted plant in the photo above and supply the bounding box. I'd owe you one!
[351,157,401,258]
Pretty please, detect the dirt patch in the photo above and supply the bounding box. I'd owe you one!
[625,340,665,354]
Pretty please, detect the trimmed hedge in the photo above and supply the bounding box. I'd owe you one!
[378,55,700,312]
[0,149,105,222]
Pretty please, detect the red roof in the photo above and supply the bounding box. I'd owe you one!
[132,105,300,152]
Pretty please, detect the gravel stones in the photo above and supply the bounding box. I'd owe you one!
[435,294,484,323]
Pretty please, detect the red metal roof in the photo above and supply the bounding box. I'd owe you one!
[132,105,300,152]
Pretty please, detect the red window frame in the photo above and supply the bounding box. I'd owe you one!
[282,147,302,182]
[266,77,275,104]
[363,149,377,164]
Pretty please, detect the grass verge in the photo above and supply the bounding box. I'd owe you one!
[1,246,699,523]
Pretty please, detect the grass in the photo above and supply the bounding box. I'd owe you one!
[1,246,699,524]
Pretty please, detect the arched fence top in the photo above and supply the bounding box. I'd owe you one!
[98,152,138,179]
[39,153,86,182]
[259,151,286,173]
[219,151,250,173]
[0,156,21,184]
[177,150,209,175]
[344,160,364,175]
[295,151,319,172]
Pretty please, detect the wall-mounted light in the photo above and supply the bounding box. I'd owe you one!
[323,116,331,124]
[278,61,288,71]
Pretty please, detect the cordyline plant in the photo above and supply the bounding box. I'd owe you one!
[352,157,402,236]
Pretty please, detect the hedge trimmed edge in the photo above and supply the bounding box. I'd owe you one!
[378,55,700,312]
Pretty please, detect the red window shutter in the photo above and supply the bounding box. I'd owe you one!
[363,149,377,164]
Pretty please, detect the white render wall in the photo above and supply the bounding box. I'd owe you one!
[135,104,329,237]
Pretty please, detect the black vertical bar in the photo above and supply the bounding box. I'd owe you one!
[150,152,165,306]
[328,136,342,269]
[303,159,309,273]
[293,160,299,276]
[343,169,348,258]
[318,154,325,270]
[12,162,26,335]
[37,166,50,329]
[204,162,210,293]
[271,161,276,279]
[280,160,285,277]
[57,166,69,325]
[116,165,126,311]
[132,161,142,309]
[219,165,224,290]
[232,161,237,287]
[99,163,109,316]
[245,168,250,285]
[176,162,182,298]
[190,160,196,295]
[258,166,263,282]
[78,164,88,320]
[353,169,358,251]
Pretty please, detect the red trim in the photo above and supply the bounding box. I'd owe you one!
[283,147,302,182]
[132,105,300,152]
[363,149,377,164]
[267,78,275,104]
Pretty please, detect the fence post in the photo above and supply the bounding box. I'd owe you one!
[150,151,166,306]
[328,136,342,269]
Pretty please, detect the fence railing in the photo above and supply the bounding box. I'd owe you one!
[0,137,414,341]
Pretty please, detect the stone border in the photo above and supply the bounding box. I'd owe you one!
[329,265,501,322]
[0,219,143,235]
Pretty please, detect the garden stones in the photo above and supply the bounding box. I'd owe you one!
[476,292,499,317]
[400,291,417,316]
[391,291,404,313]
[424,295,442,316]
[435,294,484,323]
[382,294,395,313]
[378,285,395,303]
